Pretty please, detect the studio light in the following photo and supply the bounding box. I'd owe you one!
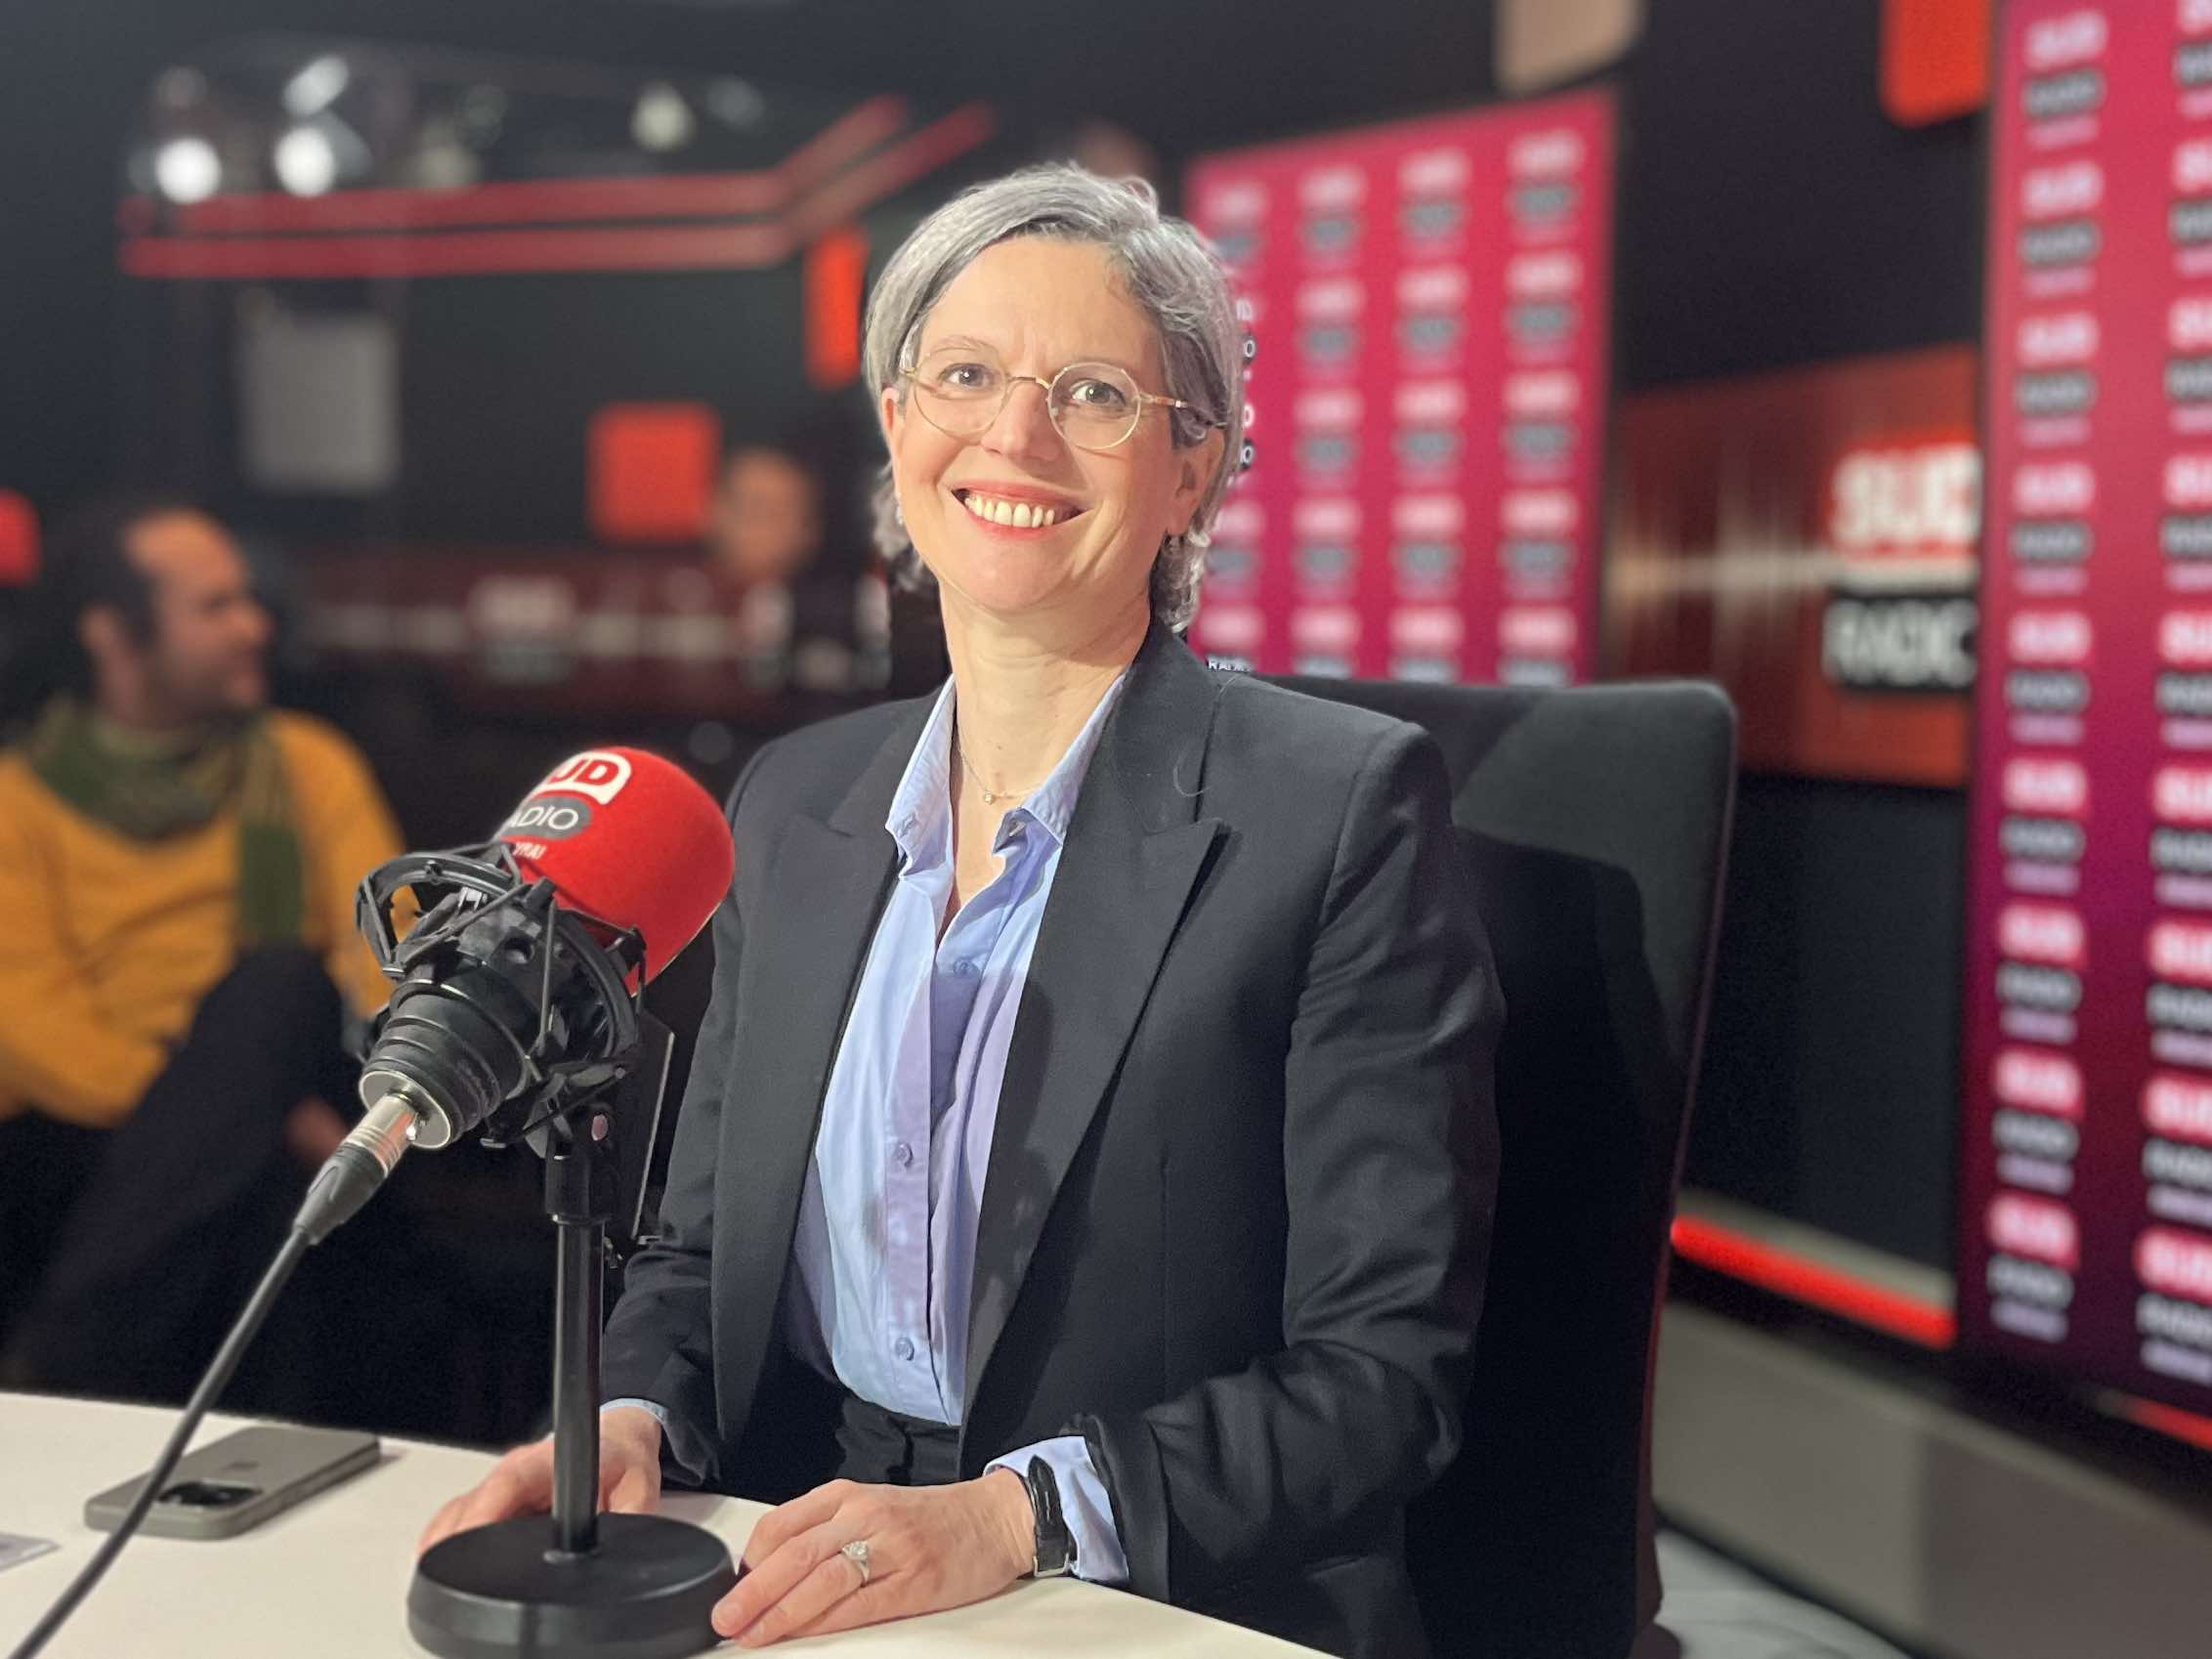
[275,124,339,196]
[153,135,222,204]
[631,83,695,152]
[283,55,352,119]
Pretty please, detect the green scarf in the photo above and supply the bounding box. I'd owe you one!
[24,696,305,946]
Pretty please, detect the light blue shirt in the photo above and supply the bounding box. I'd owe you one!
[618,672,1129,1583]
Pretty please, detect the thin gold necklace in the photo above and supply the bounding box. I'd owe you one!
[954,729,1037,806]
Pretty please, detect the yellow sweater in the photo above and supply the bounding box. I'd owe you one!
[0,711,404,1127]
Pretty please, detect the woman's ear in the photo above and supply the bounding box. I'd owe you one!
[878,387,911,527]
[1169,430,1226,534]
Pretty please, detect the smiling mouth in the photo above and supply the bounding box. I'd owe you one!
[955,489,1083,529]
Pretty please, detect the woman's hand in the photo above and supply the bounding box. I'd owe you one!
[415,1405,665,1553]
[713,1472,1035,1647]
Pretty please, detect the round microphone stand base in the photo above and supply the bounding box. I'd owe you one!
[408,1511,736,1659]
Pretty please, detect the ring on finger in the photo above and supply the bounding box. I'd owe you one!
[838,1538,872,1587]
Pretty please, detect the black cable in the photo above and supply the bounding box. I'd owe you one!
[6,1225,316,1659]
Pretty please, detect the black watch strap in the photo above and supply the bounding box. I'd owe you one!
[1023,1458,1077,1578]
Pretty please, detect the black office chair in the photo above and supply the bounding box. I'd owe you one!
[1271,675,1738,1659]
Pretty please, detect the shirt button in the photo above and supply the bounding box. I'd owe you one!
[894,1336,916,1362]
[955,958,980,977]
[893,1141,915,1169]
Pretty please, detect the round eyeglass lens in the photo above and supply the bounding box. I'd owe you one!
[911,347,1145,450]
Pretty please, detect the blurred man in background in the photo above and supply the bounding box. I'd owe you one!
[706,440,894,695]
[0,498,405,1412]
[709,442,832,690]
[708,444,826,594]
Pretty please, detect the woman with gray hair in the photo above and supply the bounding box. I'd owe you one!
[421,163,1499,1659]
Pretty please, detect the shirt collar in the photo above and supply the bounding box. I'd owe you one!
[884,671,1129,863]
[1014,671,1128,845]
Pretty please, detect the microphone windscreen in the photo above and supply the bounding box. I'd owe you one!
[494,747,735,984]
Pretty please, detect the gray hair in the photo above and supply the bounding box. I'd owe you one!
[864,163,1245,631]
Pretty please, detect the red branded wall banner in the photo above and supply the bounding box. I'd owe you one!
[1963,0,2212,1414]
[1185,90,1614,686]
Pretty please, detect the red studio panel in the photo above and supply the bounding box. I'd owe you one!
[1963,0,2212,1415]
[1184,89,1615,688]
[587,402,724,546]
[0,489,37,585]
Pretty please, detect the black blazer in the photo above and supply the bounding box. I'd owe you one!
[604,621,1502,1658]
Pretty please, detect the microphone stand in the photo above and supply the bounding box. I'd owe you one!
[548,1114,614,1561]
[408,1089,736,1659]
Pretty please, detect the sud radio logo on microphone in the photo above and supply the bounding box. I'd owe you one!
[536,750,635,804]
[500,751,636,853]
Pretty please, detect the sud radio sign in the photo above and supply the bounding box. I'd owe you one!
[1820,436,1981,694]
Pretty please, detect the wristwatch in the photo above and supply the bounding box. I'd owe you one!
[1022,1458,1077,1579]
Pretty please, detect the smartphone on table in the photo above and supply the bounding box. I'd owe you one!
[84,1425,380,1541]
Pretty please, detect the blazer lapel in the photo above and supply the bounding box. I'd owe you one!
[963,625,1226,1422]
[711,706,921,1438]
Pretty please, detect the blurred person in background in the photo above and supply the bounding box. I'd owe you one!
[0,497,407,1414]
[707,435,905,698]
[709,441,828,688]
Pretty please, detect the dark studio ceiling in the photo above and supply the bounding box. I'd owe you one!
[11,0,1505,172]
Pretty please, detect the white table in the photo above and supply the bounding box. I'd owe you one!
[0,1393,1312,1657]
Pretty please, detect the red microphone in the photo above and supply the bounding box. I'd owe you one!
[495,747,735,986]
[301,748,735,1244]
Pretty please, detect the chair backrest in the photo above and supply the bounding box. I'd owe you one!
[1269,675,1738,1659]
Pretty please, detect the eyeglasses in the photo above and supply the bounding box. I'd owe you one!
[902,343,1222,453]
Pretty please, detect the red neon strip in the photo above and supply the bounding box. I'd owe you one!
[777,95,913,195]
[789,104,998,238]
[119,103,994,283]
[805,225,868,390]
[1670,1214,1958,1348]
[2112,1395,2212,1452]
[121,220,790,279]
[1673,1219,2212,1448]
[148,96,907,236]
[159,165,781,236]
